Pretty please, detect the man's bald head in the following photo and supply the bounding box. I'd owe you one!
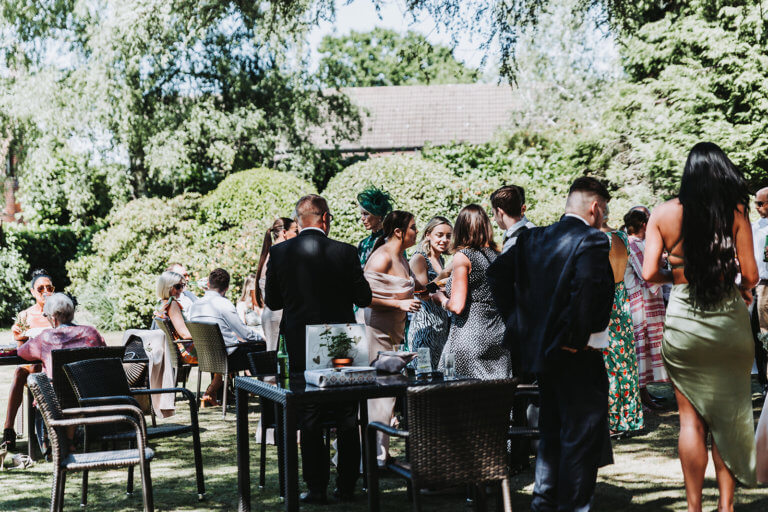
[756,187,768,218]
[295,194,331,231]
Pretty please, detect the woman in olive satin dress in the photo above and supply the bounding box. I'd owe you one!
[643,142,758,511]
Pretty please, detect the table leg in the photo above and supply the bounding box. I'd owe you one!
[27,386,36,460]
[276,403,285,499]
[359,399,369,488]
[236,387,251,512]
[283,400,299,512]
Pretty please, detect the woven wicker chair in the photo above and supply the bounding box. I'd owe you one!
[63,357,205,502]
[247,350,280,489]
[156,319,199,396]
[27,372,154,512]
[184,321,239,417]
[508,383,540,472]
[51,346,127,411]
[366,378,518,512]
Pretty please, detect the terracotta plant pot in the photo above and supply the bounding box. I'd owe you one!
[332,358,353,368]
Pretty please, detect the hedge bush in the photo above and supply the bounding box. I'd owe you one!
[0,229,29,324]
[323,155,462,245]
[7,224,91,288]
[68,168,315,330]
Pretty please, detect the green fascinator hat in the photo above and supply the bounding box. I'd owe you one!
[357,186,393,218]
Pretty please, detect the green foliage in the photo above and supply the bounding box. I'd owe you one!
[0,0,360,226]
[6,224,91,289]
[317,28,479,88]
[324,155,462,245]
[68,168,315,330]
[0,228,28,324]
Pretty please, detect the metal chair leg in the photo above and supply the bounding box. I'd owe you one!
[500,478,513,512]
[222,373,229,418]
[81,470,89,506]
[139,460,154,512]
[259,415,267,488]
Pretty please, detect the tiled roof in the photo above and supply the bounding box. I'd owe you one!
[320,83,524,152]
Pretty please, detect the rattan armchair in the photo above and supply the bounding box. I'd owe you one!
[184,321,236,417]
[156,319,200,396]
[63,358,205,502]
[27,373,155,512]
[366,378,518,512]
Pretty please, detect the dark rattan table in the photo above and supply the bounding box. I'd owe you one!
[235,372,472,512]
[0,355,42,459]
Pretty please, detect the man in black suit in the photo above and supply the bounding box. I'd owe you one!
[487,177,615,512]
[265,194,372,503]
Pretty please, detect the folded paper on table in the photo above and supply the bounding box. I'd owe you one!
[305,323,368,370]
[304,366,377,387]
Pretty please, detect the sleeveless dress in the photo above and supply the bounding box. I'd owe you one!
[438,248,511,379]
[259,275,282,352]
[624,236,668,386]
[603,230,644,433]
[662,238,757,486]
[154,296,197,364]
[406,250,450,368]
[364,270,415,464]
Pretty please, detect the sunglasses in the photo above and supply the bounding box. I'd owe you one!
[173,283,184,290]
[36,285,54,293]
[757,201,767,207]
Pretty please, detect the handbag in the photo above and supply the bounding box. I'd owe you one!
[371,351,417,374]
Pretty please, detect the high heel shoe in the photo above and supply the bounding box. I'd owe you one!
[2,428,16,451]
[200,395,219,408]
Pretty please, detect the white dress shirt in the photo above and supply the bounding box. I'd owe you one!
[501,216,536,253]
[752,217,768,280]
[188,290,261,354]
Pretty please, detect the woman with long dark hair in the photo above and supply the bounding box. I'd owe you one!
[364,210,420,465]
[256,217,297,351]
[433,205,510,379]
[643,142,758,509]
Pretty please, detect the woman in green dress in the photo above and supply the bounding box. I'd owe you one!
[643,142,758,511]
[601,227,643,434]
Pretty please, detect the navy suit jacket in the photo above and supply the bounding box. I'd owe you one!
[486,215,614,374]
[264,229,372,373]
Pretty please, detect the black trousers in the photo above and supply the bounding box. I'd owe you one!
[531,351,612,512]
[298,401,360,494]
[227,341,266,372]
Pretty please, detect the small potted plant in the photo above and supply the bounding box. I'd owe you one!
[320,328,359,368]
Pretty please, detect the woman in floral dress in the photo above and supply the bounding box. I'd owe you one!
[602,227,644,434]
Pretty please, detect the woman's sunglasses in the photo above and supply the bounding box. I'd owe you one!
[36,285,54,293]
[173,283,185,291]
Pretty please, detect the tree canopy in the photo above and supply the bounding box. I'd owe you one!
[317,28,478,88]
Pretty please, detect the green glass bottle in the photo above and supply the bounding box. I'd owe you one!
[277,334,290,381]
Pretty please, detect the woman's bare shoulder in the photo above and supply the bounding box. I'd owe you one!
[651,198,682,216]
[365,247,392,273]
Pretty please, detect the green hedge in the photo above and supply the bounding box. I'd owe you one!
[68,168,315,330]
[0,229,29,324]
[7,224,91,288]
[323,155,462,245]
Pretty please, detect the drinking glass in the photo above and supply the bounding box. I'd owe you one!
[416,347,432,374]
[444,352,456,380]
[393,344,404,353]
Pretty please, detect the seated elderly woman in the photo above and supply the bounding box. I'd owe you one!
[18,293,107,378]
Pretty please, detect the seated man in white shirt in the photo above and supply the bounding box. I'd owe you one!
[188,268,265,406]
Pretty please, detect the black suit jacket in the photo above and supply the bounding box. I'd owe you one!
[265,229,372,373]
[486,215,614,374]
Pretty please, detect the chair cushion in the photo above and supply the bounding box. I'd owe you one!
[62,447,154,471]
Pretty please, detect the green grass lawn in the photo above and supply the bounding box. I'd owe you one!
[0,361,766,511]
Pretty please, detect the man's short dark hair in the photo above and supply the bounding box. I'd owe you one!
[208,268,230,291]
[490,185,525,217]
[568,177,611,202]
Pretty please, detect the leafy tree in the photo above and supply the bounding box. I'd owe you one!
[0,0,361,225]
[317,28,478,87]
